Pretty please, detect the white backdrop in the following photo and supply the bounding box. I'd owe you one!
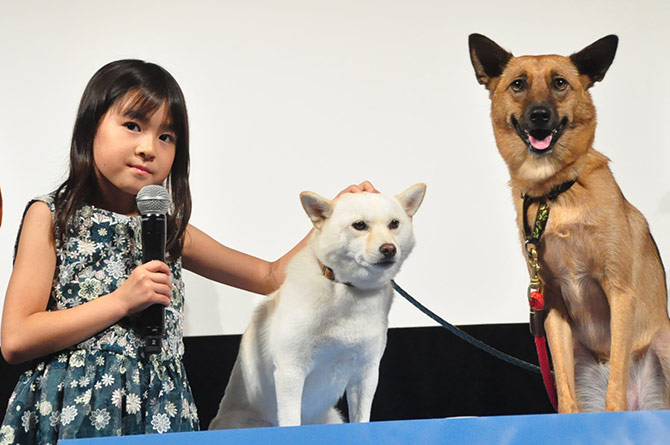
[1,0,668,337]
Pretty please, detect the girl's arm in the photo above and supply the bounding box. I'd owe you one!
[181,225,306,295]
[1,202,172,364]
[181,181,377,294]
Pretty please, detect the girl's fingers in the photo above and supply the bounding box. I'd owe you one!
[358,180,379,193]
[334,180,379,200]
[143,260,171,275]
[150,280,172,298]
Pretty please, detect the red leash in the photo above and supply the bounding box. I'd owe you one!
[529,289,558,411]
[521,181,576,412]
[535,337,558,410]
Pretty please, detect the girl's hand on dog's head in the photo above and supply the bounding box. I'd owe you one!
[334,181,379,200]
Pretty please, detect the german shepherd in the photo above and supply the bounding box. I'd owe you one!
[468,34,670,412]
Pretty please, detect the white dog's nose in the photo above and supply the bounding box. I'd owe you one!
[379,243,396,258]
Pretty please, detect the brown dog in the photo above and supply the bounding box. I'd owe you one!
[468,34,670,413]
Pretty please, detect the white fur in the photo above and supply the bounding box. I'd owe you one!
[209,184,426,429]
[575,345,667,411]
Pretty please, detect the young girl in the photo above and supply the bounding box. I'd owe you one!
[0,59,375,442]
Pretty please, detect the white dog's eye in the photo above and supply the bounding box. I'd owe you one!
[352,221,368,231]
[388,219,400,230]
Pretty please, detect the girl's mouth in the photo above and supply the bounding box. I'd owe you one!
[130,165,151,175]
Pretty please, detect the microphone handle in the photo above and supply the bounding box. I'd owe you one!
[140,213,166,354]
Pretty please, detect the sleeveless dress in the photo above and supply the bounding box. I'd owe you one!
[0,195,199,444]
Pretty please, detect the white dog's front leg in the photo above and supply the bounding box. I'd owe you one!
[346,364,380,423]
[274,366,306,426]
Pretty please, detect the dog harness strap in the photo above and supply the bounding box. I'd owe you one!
[523,201,550,247]
[522,179,576,245]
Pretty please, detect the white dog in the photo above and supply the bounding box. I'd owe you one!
[208,184,426,429]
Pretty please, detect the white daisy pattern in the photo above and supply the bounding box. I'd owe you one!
[77,239,96,256]
[75,389,92,406]
[1,196,198,440]
[38,401,53,416]
[78,278,103,301]
[105,259,125,279]
[0,425,16,445]
[60,405,78,426]
[151,413,171,434]
[89,409,111,431]
[111,389,124,409]
[162,379,174,394]
[126,393,142,415]
[165,401,177,418]
[20,411,37,433]
[101,373,115,387]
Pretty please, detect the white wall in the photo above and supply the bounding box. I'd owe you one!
[1,0,668,337]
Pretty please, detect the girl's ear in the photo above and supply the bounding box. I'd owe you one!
[395,183,427,217]
[300,192,334,230]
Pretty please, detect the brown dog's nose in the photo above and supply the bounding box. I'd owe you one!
[380,243,396,258]
[529,106,551,124]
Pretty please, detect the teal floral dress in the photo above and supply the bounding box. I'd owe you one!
[0,196,199,444]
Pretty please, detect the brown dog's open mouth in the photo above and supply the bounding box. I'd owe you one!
[512,116,568,156]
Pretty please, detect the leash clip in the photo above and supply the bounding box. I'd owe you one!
[526,245,546,337]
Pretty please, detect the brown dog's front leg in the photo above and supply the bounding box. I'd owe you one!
[603,285,635,411]
[545,308,580,413]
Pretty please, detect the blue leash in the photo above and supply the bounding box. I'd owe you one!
[392,281,543,375]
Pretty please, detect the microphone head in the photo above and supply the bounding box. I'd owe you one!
[136,185,170,215]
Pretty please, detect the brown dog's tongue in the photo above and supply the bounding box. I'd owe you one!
[530,134,552,150]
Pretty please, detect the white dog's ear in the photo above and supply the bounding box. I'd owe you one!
[300,192,334,230]
[395,183,427,217]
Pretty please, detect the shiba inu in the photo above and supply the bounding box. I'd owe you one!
[208,184,426,428]
[468,33,670,412]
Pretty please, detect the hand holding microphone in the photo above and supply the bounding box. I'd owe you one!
[119,261,172,316]
[135,185,171,354]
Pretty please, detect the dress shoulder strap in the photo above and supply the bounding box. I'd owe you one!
[14,193,57,261]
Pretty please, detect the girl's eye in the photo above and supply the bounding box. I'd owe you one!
[388,219,400,230]
[553,77,569,91]
[352,221,367,231]
[510,79,525,92]
[159,134,175,144]
[124,122,140,132]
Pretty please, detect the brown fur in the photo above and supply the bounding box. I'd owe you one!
[469,34,670,412]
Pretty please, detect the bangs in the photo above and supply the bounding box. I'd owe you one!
[117,89,173,126]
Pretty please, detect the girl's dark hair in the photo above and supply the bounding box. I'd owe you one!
[54,59,191,259]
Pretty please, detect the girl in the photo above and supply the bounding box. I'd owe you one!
[0,59,375,442]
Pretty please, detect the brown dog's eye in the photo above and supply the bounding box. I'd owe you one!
[352,221,367,231]
[510,79,525,92]
[388,220,400,230]
[553,78,568,91]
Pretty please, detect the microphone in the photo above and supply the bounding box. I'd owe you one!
[136,185,170,354]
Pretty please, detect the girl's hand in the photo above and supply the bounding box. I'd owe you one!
[114,260,172,316]
[334,180,379,200]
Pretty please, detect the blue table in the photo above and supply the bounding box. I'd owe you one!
[61,410,670,444]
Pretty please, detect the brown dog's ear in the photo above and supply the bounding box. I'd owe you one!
[468,33,513,89]
[569,35,618,87]
[300,191,333,230]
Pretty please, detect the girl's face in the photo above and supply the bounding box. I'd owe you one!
[92,95,176,214]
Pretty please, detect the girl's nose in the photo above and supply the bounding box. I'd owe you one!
[136,141,157,160]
